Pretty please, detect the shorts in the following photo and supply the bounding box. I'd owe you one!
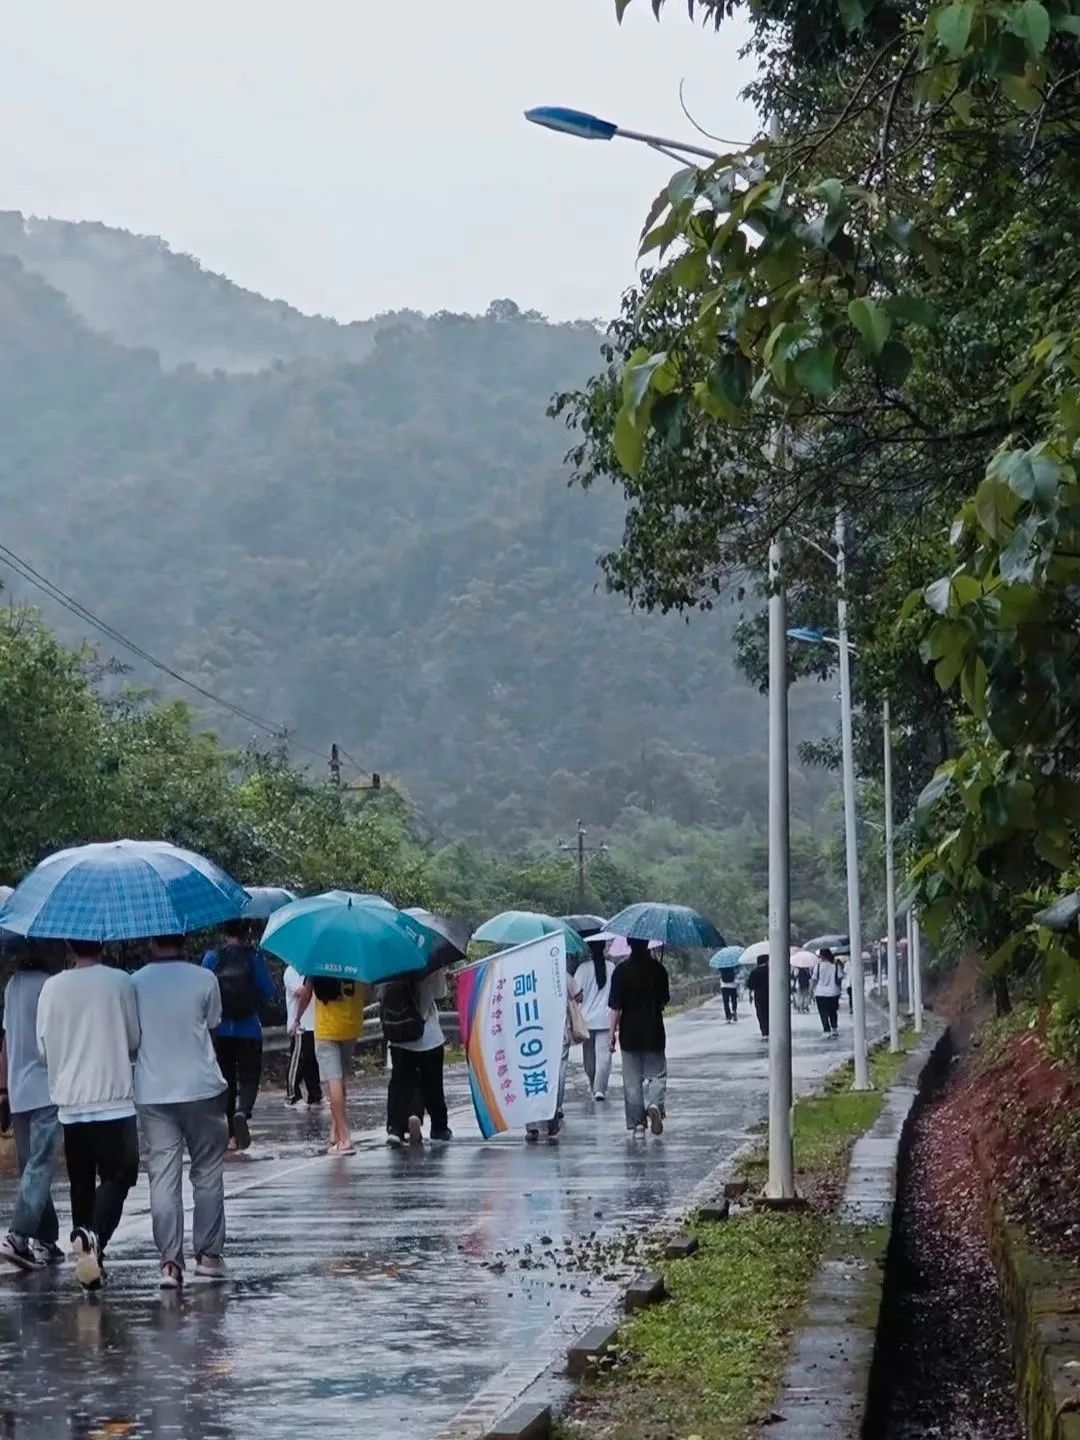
[315,1039,356,1083]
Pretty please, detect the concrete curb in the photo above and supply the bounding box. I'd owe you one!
[765,1020,951,1439]
[976,1145,1080,1440]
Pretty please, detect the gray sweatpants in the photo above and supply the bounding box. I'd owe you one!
[621,1050,667,1131]
[139,1096,228,1269]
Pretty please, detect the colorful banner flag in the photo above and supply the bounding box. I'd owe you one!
[456,934,567,1137]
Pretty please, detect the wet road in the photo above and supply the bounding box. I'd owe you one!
[0,999,872,1439]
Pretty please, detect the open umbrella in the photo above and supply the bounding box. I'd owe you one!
[790,949,818,970]
[560,913,608,938]
[470,910,586,958]
[402,907,470,970]
[803,934,849,954]
[242,886,296,920]
[606,903,725,949]
[0,840,247,942]
[709,944,745,972]
[738,940,770,965]
[260,891,435,984]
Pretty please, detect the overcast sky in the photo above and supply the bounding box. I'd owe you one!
[2,0,756,322]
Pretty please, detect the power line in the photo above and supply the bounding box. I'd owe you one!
[0,539,341,768]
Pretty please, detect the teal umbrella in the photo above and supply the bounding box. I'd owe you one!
[260,891,434,984]
[470,909,586,958]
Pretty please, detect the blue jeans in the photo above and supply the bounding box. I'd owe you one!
[621,1050,667,1131]
[10,1105,61,1244]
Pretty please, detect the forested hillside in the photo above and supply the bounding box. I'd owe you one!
[0,220,836,845]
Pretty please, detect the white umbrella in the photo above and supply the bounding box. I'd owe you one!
[738,940,770,965]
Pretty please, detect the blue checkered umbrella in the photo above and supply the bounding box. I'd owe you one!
[606,902,725,949]
[0,840,248,941]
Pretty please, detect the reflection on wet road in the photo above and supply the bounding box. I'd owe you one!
[0,1001,869,1437]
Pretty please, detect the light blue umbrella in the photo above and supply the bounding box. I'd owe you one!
[709,945,744,972]
[259,891,433,984]
[470,909,586,958]
[0,840,247,942]
[242,886,296,920]
[606,902,725,949]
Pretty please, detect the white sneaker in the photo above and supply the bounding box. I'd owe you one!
[631,1124,647,1138]
[593,1092,606,1102]
[195,1254,227,1281]
[71,1228,101,1290]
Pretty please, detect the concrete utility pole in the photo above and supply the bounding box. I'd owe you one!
[912,911,924,1033]
[558,821,607,910]
[329,744,342,788]
[766,531,795,1200]
[882,697,901,1053]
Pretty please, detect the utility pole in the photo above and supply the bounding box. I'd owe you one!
[882,697,901,1053]
[766,530,795,1199]
[912,911,924,1033]
[558,821,607,911]
[329,744,341,788]
[836,509,871,1090]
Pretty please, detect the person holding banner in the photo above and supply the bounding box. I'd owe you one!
[608,938,670,1137]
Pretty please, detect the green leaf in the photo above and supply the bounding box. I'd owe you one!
[613,405,645,476]
[848,298,891,357]
[623,351,670,413]
[793,342,839,397]
[837,0,870,30]
[1036,826,1071,870]
[885,294,937,328]
[960,654,989,721]
[980,784,1010,829]
[1055,12,1080,35]
[936,1,975,54]
[1011,0,1051,54]
[899,587,924,622]
[668,167,698,206]
[615,0,633,19]
[879,338,913,386]
[935,647,965,689]
[917,767,955,814]
[1000,73,1042,112]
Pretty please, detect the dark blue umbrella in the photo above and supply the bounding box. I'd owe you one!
[606,903,725,949]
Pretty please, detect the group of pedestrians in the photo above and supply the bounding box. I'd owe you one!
[743,947,849,1039]
[1,936,232,1290]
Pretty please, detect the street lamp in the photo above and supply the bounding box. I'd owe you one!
[526,103,795,1199]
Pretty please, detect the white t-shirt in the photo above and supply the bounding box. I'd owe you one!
[395,970,448,1053]
[284,965,314,1033]
[576,958,612,1031]
[813,959,843,998]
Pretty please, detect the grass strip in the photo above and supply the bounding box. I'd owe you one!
[558,1027,917,1440]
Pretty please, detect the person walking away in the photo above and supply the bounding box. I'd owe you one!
[578,941,614,1099]
[131,936,230,1289]
[608,938,669,1138]
[283,963,321,1108]
[813,947,842,1037]
[202,921,276,1151]
[718,963,739,1024]
[796,964,813,1013]
[36,941,140,1291]
[382,969,451,1146]
[0,947,64,1271]
[311,977,367,1155]
[746,955,770,1038]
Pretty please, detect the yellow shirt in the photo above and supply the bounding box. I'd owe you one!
[314,981,368,1042]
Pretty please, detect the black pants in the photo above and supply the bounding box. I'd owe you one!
[721,987,738,1021]
[287,1030,322,1103]
[62,1116,139,1252]
[212,1034,263,1137]
[816,995,840,1033]
[753,994,768,1037]
[387,1045,447,1137]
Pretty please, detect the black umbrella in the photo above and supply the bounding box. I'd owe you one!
[803,934,850,955]
[560,913,608,939]
[402,908,470,970]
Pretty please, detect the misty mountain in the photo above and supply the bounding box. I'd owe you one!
[0,221,835,842]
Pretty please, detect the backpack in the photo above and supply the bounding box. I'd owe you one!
[381,979,425,1045]
[214,942,259,1022]
[311,976,343,1004]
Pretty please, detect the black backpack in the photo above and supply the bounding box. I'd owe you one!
[214,942,259,1022]
[381,979,424,1045]
[311,976,343,1004]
